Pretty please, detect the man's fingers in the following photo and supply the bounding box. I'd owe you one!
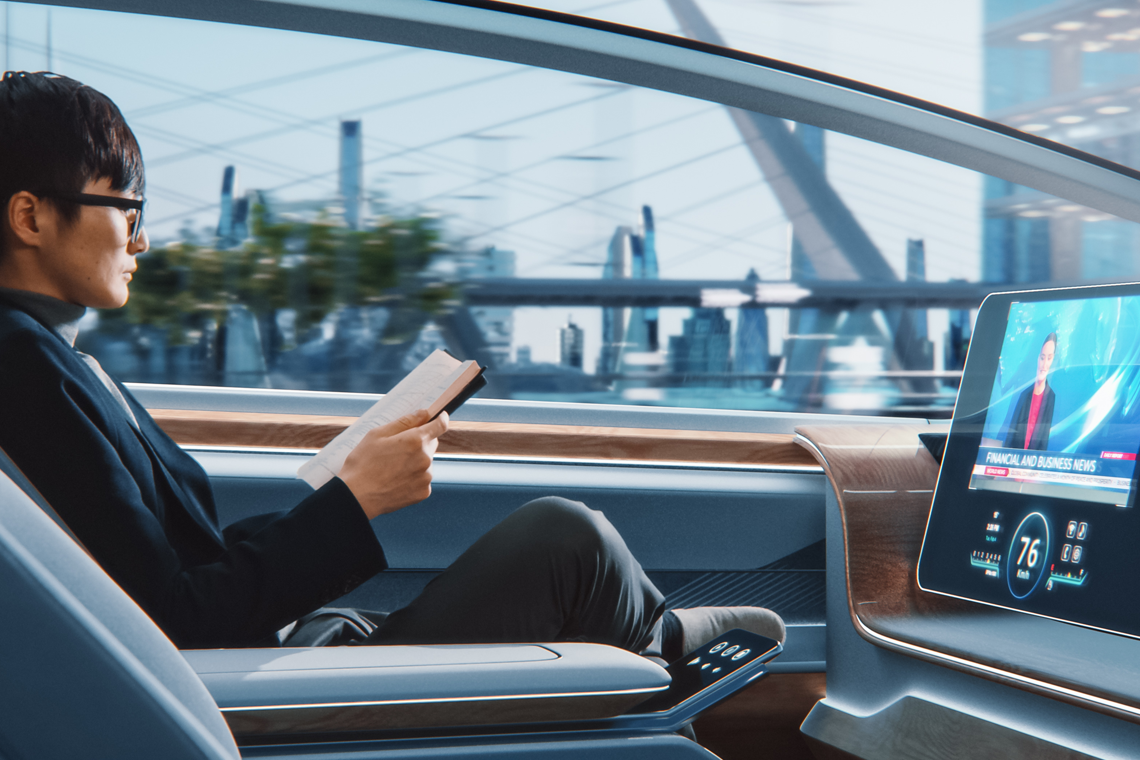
[375,409,431,438]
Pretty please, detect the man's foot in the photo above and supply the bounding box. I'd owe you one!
[671,606,786,654]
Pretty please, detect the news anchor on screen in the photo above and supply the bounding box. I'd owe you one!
[1004,332,1057,451]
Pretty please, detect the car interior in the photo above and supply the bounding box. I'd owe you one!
[5,0,1140,758]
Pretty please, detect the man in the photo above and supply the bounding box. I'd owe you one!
[0,72,782,660]
[1004,332,1057,451]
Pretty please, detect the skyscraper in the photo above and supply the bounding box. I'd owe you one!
[735,269,770,387]
[560,318,584,370]
[598,225,633,376]
[894,238,934,373]
[639,205,660,352]
[670,308,731,380]
[216,165,250,250]
[339,120,364,231]
[600,207,661,379]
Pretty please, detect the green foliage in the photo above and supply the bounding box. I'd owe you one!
[122,204,454,344]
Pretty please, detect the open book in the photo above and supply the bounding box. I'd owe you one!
[297,349,486,489]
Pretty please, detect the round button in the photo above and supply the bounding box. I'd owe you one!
[720,645,739,657]
[731,648,751,661]
[708,642,727,653]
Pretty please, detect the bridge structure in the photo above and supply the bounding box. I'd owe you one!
[660,0,945,407]
[461,278,1007,309]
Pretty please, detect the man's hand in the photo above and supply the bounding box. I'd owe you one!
[338,410,450,520]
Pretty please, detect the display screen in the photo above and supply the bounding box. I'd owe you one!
[970,296,1140,507]
[918,284,1140,638]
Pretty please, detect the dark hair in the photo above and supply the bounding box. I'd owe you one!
[0,71,144,253]
[1042,332,1058,351]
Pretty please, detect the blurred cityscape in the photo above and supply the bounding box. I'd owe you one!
[71,0,1140,417]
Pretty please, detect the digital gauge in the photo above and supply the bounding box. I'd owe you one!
[1007,512,1050,599]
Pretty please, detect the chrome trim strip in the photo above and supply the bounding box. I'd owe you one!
[218,684,668,713]
[437,453,823,473]
[182,444,320,456]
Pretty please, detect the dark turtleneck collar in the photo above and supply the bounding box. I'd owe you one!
[0,286,87,347]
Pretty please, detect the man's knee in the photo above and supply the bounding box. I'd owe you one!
[513,496,615,555]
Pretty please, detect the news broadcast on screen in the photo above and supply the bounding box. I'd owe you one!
[970,295,1140,508]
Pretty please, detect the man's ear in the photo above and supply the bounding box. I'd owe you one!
[7,191,44,250]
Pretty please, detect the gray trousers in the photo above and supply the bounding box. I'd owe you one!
[285,497,668,655]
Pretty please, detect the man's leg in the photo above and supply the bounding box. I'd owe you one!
[365,496,665,652]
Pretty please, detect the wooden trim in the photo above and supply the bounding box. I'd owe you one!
[152,409,354,450]
[694,672,826,760]
[792,424,957,621]
[150,408,820,468]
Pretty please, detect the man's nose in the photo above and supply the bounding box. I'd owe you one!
[129,225,150,255]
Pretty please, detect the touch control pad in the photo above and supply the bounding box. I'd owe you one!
[628,629,780,714]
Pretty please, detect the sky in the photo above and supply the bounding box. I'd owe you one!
[1,0,985,369]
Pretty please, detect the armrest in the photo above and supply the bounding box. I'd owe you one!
[183,643,669,740]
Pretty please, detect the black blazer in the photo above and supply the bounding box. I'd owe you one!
[1003,382,1055,451]
[0,300,386,648]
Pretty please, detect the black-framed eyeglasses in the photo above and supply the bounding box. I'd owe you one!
[45,192,146,243]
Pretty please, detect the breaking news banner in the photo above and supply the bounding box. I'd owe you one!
[972,448,1134,494]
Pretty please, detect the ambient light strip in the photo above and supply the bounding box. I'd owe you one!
[218,685,668,712]
[435,453,823,472]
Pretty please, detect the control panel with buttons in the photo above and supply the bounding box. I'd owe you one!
[628,628,781,716]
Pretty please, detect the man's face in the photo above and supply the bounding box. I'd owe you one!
[1037,339,1056,384]
[36,176,148,309]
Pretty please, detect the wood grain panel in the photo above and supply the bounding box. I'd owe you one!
[694,672,826,760]
[793,424,965,622]
[152,409,354,449]
[151,408,820,468]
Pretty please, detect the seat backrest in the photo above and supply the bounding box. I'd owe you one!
[0,450,239,760]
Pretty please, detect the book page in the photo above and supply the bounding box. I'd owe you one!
[297,349,471,489]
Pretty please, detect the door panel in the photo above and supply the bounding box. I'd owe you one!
[192,448,828,659]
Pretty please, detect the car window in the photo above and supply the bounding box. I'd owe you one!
[13,1,1136,418]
